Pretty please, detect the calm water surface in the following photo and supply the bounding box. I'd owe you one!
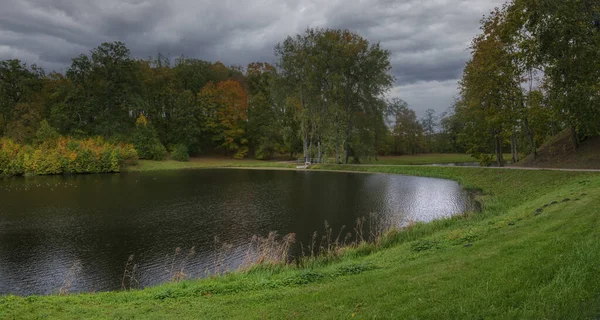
[0,169,470,295]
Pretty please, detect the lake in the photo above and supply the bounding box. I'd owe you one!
[0,169,471,295]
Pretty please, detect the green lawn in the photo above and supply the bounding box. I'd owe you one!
[2,166,600,319]
[126,157,295,172]
[127,153,507,172]
[364,153,513,165]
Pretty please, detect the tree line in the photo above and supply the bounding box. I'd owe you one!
[6,1,591,171]
[450,0,600,166]
[0,28,462,170]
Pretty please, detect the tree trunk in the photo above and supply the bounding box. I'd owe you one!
[510,135,515,164]
[301,90,309,163]
[570,125,579,151]
[452,138,458,153]
[309,139,313,163]
[512,133,519,163]
[510,133,519,164]
[345,143,350,164]
[303,132,308,163]
[495,133,504,167]
[524,117,536,159]
[317,137,322,163]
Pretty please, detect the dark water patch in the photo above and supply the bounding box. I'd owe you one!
[0,169,470,295]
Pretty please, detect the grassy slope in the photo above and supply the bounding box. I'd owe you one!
[2,166,600,319]
[518,129,600,169]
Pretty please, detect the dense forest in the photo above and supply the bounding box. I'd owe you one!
[1,0,598,176]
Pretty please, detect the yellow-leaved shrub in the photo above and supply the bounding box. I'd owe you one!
[0,137,138,176]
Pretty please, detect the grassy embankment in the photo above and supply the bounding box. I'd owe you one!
[518,129,600,169]
[2,163,600,319]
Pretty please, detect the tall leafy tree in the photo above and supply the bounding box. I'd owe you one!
[198,80,249,158]
[387,98,424,155]
[63,41,145,138]
[246,62,285,159]
[0,60,45,141]
[275,28,393,163]
[459,7,522,166]
[421,109,438,152]
[517,0,600,148]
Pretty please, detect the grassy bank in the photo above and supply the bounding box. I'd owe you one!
[126,153,498,172]
[2,165,600,319]
[363,153,511,165]
[518,129,600,169]
[364,153,479,165]
[126,157,295,172]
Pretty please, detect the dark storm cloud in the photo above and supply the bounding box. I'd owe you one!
[0,0,506,115]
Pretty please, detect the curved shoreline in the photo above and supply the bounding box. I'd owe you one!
[2,165,599,319]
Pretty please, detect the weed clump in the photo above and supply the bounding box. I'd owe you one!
[411,239,440,252]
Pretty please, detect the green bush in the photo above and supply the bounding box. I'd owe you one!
[33,120,59,146]
[149,143,167,161]
[118,143,139,166]
[234,146,249,160]
[171,143,189,162]
[132,114,166,161]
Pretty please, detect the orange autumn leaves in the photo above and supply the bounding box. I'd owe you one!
[199,79,248,159]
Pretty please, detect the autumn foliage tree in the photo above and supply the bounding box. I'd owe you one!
[199,80,248,158]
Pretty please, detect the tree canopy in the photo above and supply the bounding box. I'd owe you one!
[451,0,600,166]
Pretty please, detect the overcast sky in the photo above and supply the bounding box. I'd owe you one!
[0,0,506,117]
